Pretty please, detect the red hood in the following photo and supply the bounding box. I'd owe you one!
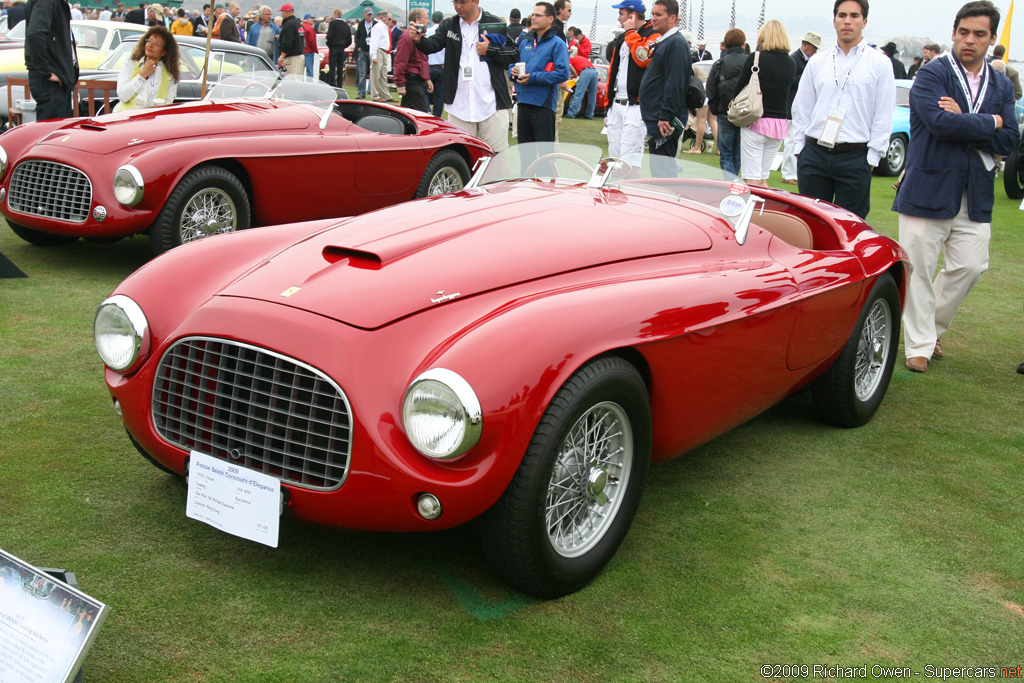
[215,182,715,329]
[34,99,313,154]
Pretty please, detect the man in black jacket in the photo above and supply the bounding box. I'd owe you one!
[780,30,821,183]
[639,0,689,175]
[411,0,518,153]
[353,7,375,99]
[25,0,78,121]
[606,0,659,167]
[276,3,303,75]
[326,8,352,87]
[125,1,145,24]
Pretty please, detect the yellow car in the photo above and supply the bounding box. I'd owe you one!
[0,20,148,72]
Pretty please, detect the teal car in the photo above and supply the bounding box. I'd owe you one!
[876,79,912,177]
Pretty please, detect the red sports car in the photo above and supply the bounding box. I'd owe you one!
[94,144,909,598]
[0,74,489,256]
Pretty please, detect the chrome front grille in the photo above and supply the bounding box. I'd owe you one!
[8,160,93,222]
[152,337,352,490]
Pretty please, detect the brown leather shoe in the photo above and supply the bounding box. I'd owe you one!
[933,339,944,358]
[780,178,798,185]
[906,356,928,373]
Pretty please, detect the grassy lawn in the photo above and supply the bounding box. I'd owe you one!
[1,113,1023,680]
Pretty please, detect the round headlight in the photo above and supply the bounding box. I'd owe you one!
[402,369,482,460]
[113,165,144,206]
[94,295,149,372]
[0,144,7,178]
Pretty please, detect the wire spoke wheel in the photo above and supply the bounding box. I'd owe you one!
[854,296,893,402]
[427,166,465,195]
[545,401,633,558]
[179,188,238,243]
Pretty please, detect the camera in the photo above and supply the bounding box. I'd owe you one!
[413,23,425,34]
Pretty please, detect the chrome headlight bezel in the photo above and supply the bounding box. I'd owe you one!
[402,368,482,460]
[113,165,144,206]
[94,295,150,373]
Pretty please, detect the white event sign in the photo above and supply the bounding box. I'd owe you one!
[186,451,281,548]
[0,548,108,683]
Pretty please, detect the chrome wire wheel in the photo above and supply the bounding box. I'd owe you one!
[427,167,465,195]
[179,188,238,243]
[854,296,893,402]
[546,401,633,558]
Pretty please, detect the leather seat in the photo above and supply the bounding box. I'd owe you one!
[754,210,814,250]
[356,115,405,135]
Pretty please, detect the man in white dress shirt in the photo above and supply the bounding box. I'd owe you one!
[411,0,519,154]
[370,11,395,102]
[791,0,894,219]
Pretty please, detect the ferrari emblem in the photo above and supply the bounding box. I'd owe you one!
[280,287,301,298]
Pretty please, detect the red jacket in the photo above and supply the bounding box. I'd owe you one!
[392,31,429,86]
[302,22,317,54]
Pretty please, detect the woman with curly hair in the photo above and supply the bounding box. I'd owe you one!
[115,26,180,112]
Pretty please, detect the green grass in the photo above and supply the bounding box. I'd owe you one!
[1,120,1023,680]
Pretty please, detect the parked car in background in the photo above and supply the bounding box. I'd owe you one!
[94,143,908,599]
[876,79,912,177]
[0,74,490,255]
[1004,135,1024,198]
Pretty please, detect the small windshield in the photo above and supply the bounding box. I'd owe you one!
[204,73,339,111]
[470,142,763,244]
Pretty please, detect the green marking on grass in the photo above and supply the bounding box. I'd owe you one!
[440,571,533,621]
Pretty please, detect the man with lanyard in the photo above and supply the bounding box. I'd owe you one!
[411,0,519,155]
[639,0,688,177]
[369,11,394,102]
[893,0,1018,374]
[791,0,893,219]
[353,7,376,99]
[605,0,659,168]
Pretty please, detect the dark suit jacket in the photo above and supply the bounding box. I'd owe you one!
[892,56,1020,223]
[354,18,375,53]
[787,47,811,114]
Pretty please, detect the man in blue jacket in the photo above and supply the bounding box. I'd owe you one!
[510,2,570,146]
[893,0,1019,373]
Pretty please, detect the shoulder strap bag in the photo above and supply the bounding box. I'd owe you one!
[727,51,763,127]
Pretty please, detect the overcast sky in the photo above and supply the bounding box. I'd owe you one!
[492,0,1022,60]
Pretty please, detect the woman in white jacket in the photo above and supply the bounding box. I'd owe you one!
[115,26,180,112]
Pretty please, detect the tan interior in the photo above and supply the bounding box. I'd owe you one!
[753,210,815,250]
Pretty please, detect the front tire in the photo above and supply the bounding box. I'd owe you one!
[1004,144,1024,199]
[414,149,470,198]
[479,356,652,599]
[812,272,901,428]
[149,166,251,256]
[7,220,77,246]
[876,134,908,177]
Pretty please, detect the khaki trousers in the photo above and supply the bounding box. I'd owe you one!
[898,192,990,359]
[371,48,391,100]
[282,55,304,76]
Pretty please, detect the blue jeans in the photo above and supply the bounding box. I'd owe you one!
[356,49,370,96]
[717,115,742,178]
[304,52,315,78]
[429,64,444,117]
[567,67,597,118]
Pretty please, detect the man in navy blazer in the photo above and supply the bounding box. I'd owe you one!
[893,0,1019,374]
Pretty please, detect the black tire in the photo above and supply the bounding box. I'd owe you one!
[7,220,77,246]
[812,272,901,428]
[149,166,250,256]
[1004,144,1024,200]
[876,133,908,177]
[479,356,652,599]
[414,149,470,198]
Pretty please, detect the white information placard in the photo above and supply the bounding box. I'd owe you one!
[0,548,108,683]
[186,451,281,548]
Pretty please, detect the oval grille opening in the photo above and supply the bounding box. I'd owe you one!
[152,337,353,490]
[9,160,93,222]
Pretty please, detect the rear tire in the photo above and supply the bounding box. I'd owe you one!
[812,273,900,428]
[876,134,907,177]
[414,149,470,198]
[479,356,651,598]
[1004,144,1024,200]
[7,221,77,246]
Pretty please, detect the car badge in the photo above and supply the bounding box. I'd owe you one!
[60,136,70,142]
[280,287,301,297]
[431,290,461,304]
[719,195,746,217]
[128,138,145,145]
